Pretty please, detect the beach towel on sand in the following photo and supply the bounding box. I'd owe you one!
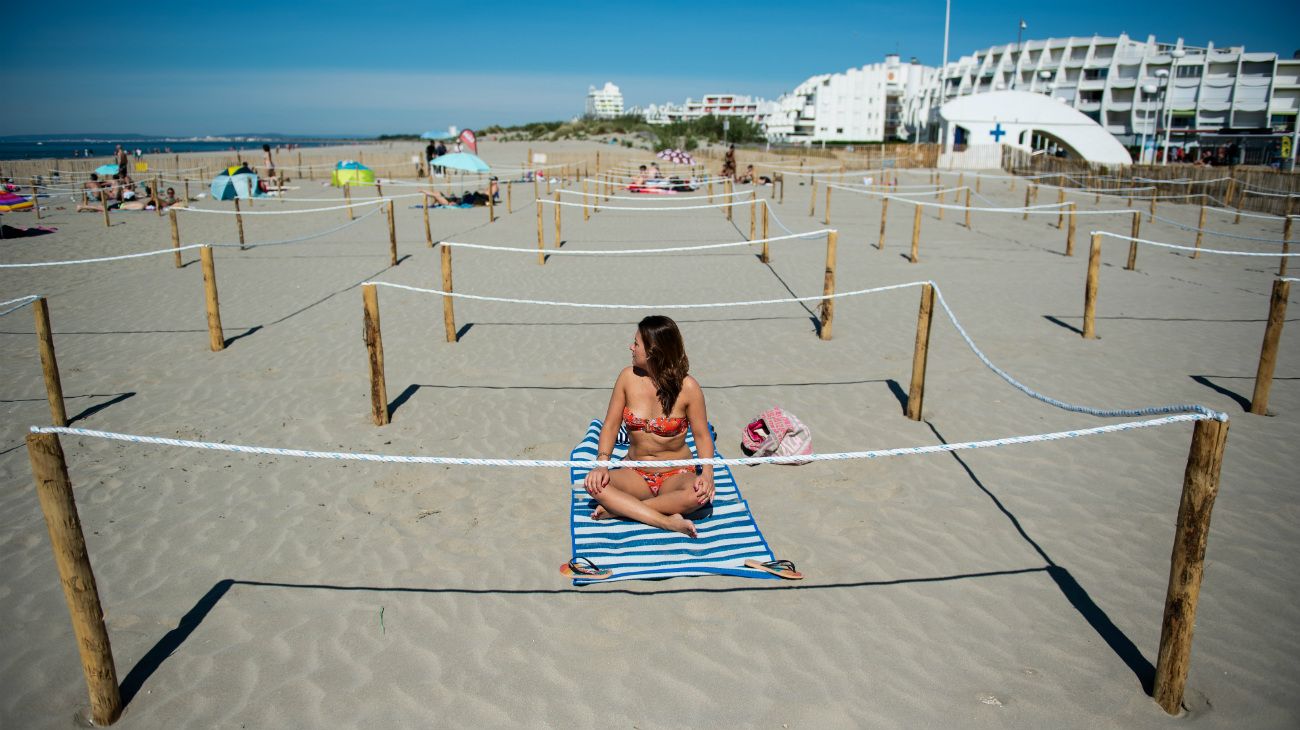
[567,419,778,585]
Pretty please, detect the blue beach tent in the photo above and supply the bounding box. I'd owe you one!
[210,165,261,200]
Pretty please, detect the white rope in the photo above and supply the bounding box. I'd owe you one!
[1150,213,1291,244]
[538,198,760,211]
[828,183,1130,215]
[440,229,833,255]
[28,413,1213,468]
[561,187,756,201]
[366,279,920,309]
[0,295,40,316]
[0,244,206,268]
[174,198,390,215]
[1203,205,1281,221]
[211,206,384,249]
[1132,176,1232,186]
[1092,231,1300,257]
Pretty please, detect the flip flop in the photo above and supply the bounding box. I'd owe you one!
[744,558,804,580]
[560,557,613,580]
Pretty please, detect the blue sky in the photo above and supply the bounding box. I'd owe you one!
[6,1,1297,136]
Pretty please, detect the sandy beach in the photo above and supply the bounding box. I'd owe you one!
[1,140,1298,728]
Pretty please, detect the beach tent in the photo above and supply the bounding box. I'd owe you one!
[0,191,34,212]
[94,164,119,176]
[331,160,375,187]
[210,165,261,200]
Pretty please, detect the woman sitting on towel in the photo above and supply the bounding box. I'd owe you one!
[584,316,715,538]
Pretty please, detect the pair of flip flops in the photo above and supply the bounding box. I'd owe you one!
[560,557,612,580]
[744,558,804,580]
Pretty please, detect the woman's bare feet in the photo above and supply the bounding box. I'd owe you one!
[664,514,697,538]
[591,505,612,520]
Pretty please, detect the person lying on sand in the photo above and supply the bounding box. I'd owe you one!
[583,316,715,538]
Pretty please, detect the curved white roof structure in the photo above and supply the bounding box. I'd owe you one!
[939,90,1132,165]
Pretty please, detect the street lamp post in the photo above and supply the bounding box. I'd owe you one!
[1154,69,1169,165]
[1141,83,1158,164]
[1163,49,1186,164]
[1013,19,1027,89]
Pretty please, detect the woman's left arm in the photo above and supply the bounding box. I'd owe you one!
[684,377,716,505]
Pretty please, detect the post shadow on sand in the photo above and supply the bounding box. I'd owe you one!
[67,392,135,425]
[923,420,1156,694]
[1042,315,1084,336]
[1189,375,1259,412]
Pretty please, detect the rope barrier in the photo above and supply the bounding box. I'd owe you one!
[0,244,207,268]
[210,206,384,249]
[440,228,833,256]
[174,198,390,215]
[1093,230,1300,257]
[538,198,760,211]
[1203,206,1280,221]
[27,413,1214,469]
[0,295,40,316]
[1150,213,1291,244]
[827,183,1131,215]
[561,187,756,201]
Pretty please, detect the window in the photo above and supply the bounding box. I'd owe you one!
[1175,65,1202,79]
[1080,90,1103,103]
[837,128,844,133]
[1083,68,1109,81]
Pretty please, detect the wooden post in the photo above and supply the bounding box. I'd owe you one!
[376,181,384,199]
[361,284,389,426]
[583,180,590,221]
[779,173,785,204]
[33,184,42,220]
[936,188,945,221]
[824,184,832,225]
[422,194,432,248]
[910,204,922,263]
[879,196,889,250]
[1066,204,1077,256]
[1152,416,1230,715]
[344,183,353,220]
[199,247,224,352]
[169,209,182,268]
[1149,191,1158,223]
[1126,211,1141,271]
[751,187,758,239]
[975,174,981,193]
[99,189,110,228]
[1249,279,1290,415]
[386,200,397,266]
[761,201,770,263]
[533,173,539,205]
[25,432,123,727]
[964,188,972,229]
[153,175,162,217]
[441,242,457,343]
[819,231,838,340]
[1023,186,1032,220]
[1280,217,1293,278]
[536,201,545,264]
[32,297,67,426]
[183,178,190,204]
[1193,205,1206,259]
[233,198,245,250]
[906,283,935,421]
[726,180,733,220]
[487,182,495,223]
[708,179,714,204]
[809,177,817,218]
[1056,188,1066,229]
[553,191,561,248]
[1083,233,1102,339]
[507,181,512,213]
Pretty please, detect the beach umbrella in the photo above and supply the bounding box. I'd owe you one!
[94,164,119,176]
[210,164,261,200]
[331,160,376,187]
[430,152,490,173]
[656,149,695,166]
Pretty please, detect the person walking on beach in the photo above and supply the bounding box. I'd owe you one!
[261,144,276,181]
[114,145,129,175]
[583,316,715,538]
[722,144,737,181]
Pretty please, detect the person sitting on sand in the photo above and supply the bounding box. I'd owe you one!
[649,163,662,179]
[631,165,648,187]
[583,316,715,538]
[161,187,183,208]
[737,164,756,184]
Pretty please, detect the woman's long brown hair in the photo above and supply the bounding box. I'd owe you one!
[638,315,689,416]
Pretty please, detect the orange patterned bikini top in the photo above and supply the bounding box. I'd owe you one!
[623,407,689,437]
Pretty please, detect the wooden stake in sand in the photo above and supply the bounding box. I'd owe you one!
[487,183,495,224]
[1066,204,1077,256]
[964,188,972,229]
[726,180,733,221]
[440,242,457,343]
[910,204,922,263]
[936,187,945,221]
[24,432,122,726]
[169,209,182,268]
[1152,416,1229,715]
[32,297,67,426]
[1149,192,1158,223]
[824,184,832,225]
[906,283,935,421]
[386,200,398,266]
[819,231,838,341]
[33,184,41,220]
[779,172,785,204]
[99,189,110,228]
[1250,278,1290,415]
[1023,186,1032,220]
[1056,188,1066,229]
[1083,233,1102,339]
[553,191,561,248]
[751,187,758,239]
[1280,216,1293,278]
[422,194,432,248]
[361,283,389,426]
[233,198,246,250]
[1193,205,1207,259]
[536,201,544,264]
[760,201,771,263]
[879,196,889,250]
[153,176,163,217]
[583,180,590,222]
[708,179,714,204]
[199,247,224,352]
[1125,211,1141,271]
[344,183,354,220]
[183,178,190,204]
[809,177,817,218]
[507,181,512,214]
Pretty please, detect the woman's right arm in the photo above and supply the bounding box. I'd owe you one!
[585,368,628,494]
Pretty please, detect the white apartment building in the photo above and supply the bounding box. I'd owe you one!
[586,82,625,119]
[765,54,933,143]
[643,94,773,125]
[902,34,1300,159]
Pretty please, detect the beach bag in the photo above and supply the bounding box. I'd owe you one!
[740,408,812,465]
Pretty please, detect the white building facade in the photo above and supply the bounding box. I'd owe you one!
[903,34,1300,161]
[643,94,773,125]
[764,54,933,143]
[586,82,625,119]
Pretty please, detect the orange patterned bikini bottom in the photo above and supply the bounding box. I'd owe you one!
[632,466,694,496]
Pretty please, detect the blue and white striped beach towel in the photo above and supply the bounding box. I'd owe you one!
[567,419,779,585]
